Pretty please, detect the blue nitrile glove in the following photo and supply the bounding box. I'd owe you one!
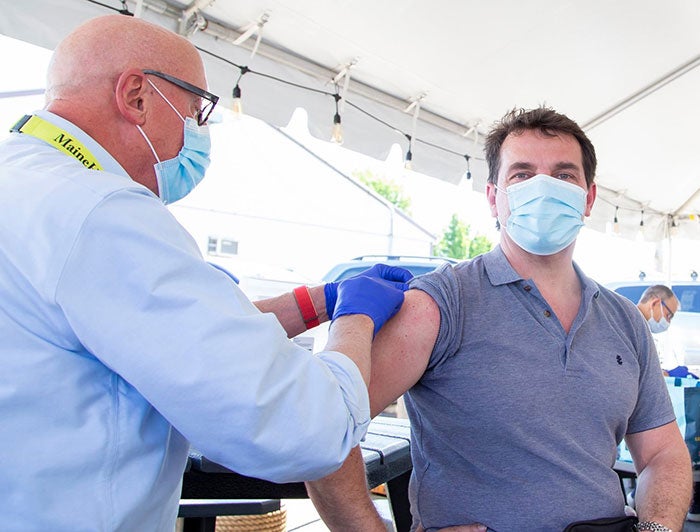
[667,365,699,379]
[332,264,413,336]
[324,264,414,317]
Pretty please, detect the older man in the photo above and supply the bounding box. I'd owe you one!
[306,108,692,532]
[637,285,680,335]
[0,14,411,531]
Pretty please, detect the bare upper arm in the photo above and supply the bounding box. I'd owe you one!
[625,420,687,473]
[368,288,440,416]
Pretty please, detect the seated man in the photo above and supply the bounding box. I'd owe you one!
[306,107,692,532]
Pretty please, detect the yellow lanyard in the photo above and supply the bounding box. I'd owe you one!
[11,115,103,171]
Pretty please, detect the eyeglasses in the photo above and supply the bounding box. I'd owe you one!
[661,300,675,321]
[143,69,219,126]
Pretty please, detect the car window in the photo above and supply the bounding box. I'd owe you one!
[673,285,700,313]
[614,286,648,304]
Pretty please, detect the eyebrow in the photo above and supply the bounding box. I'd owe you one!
[506,162,536,173]
[551,162,582,173]
[505,161,582,174]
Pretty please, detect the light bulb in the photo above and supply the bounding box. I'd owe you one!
[331,113,343,144]
[404,150,413,170]
[232,85,243,117]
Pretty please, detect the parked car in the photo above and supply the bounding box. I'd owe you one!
[321,254,458,283]
[605,275,700,370]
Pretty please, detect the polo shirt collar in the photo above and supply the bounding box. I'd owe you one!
[483,245,522,286]
[483,245,602,302]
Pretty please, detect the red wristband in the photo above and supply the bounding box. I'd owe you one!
[293,286,320,329]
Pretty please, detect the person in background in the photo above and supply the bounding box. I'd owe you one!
[0,14,412,531]
[637,285,700,523]
[636,285,694,377]
[305,107,692,532]
[637,284,680,335]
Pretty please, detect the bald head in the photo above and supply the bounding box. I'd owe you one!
[47,14,202,103]
[44,14,209,193]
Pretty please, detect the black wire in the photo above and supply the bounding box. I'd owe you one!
[84,1,479,167]
[84,0,132,15]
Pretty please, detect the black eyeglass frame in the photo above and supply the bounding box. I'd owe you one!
[660,299,675,321]
[143,69,219,126]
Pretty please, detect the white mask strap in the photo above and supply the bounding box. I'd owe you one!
[146,78,185,123]
[136,124,162,164]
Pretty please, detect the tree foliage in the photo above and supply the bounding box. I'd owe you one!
[437,213,494,260]
[354,170,412,214]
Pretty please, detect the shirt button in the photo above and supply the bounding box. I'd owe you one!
[523,285,532,292]
[543,310,551,317]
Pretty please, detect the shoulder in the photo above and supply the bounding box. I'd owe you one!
[593,282,644,321]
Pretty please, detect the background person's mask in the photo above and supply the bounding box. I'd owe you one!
[500,174,587,255]
[647,310,671,334]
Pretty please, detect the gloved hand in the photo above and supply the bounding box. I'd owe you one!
[331,264,414,336]
[324,263,414,317]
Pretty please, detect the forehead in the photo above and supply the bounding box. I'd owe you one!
[499,129,583,175]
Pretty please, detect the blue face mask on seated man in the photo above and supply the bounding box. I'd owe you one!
[500,174,587,255]
[137,80,211,205]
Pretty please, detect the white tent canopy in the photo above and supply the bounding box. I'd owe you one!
[3,0,700,242]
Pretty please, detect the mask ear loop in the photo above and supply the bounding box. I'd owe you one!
[135,125,162,163]
[146,78,185,123]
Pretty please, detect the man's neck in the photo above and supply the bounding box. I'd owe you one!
[500,235,582,333]
[500,235,578,283]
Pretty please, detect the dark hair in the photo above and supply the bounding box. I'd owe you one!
[484,107,597,187]
[638,284,676,305]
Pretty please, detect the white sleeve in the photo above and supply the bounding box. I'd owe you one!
[55,190,369,482]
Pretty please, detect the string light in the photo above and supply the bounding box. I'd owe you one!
[113,8,487,176]
[98,2,698,231]
[231,66,249,117]
[331,90,343,144]
[192,46,482,176]
[613,205,620,234]
[670,216,679,237]
[404,134,413,170]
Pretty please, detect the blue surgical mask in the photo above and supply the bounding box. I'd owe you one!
[137,79,211,205]
[647,314,670,334]
[498,174,587,255]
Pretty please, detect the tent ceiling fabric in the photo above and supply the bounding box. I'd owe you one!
[3,0,700,241]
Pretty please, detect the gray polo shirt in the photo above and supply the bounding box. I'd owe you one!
[407,246,674,532]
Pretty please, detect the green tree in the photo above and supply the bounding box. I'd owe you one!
[436,213,493,260]
[354,170,412,214]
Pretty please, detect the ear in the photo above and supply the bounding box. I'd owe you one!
[486,182,498,218]
[584,182,597,217]
[115,68,149,125]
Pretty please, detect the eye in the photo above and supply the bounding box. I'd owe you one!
[511,172,532,181]
[555,173,575,180]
